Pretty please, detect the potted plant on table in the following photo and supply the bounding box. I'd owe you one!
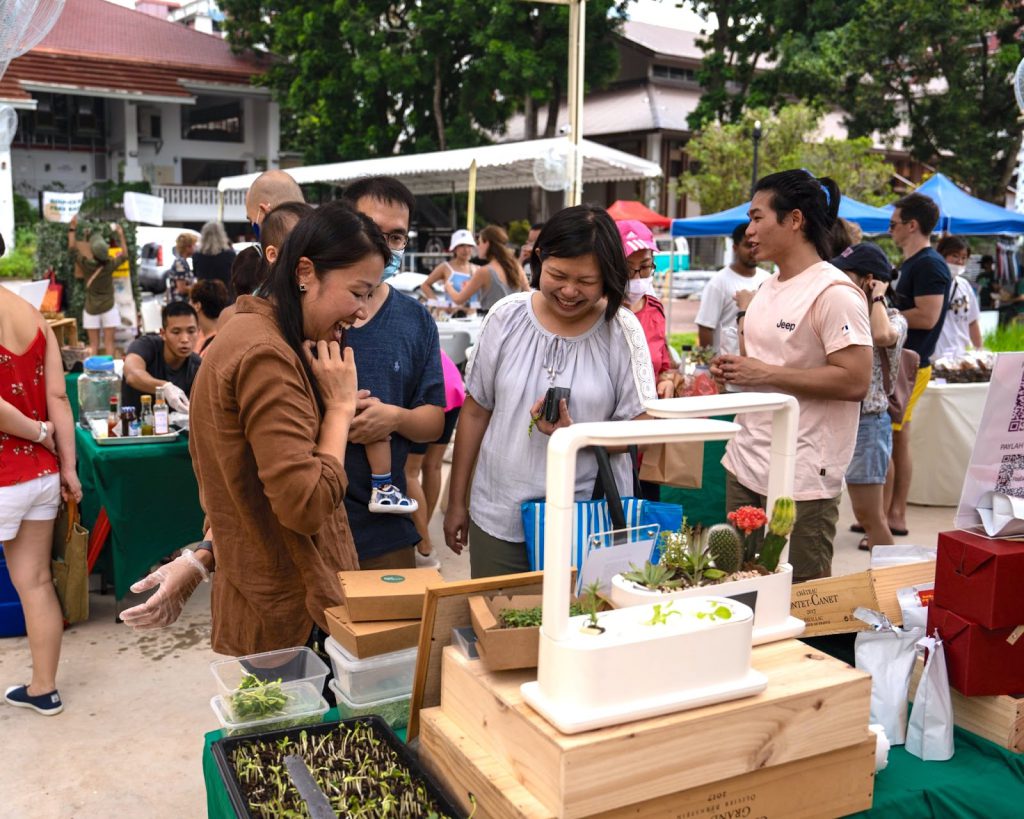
[609,499,806,644]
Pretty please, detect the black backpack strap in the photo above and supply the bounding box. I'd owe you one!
[589,446,627,531]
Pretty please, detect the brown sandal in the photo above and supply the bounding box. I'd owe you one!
[858,537,870,552]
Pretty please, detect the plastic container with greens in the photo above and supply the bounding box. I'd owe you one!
[211,681,328,737]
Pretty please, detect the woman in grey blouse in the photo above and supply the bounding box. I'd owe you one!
[443,205,656,578]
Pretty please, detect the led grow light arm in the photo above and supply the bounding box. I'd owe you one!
[541,418,740,643]
[644,393,798,515]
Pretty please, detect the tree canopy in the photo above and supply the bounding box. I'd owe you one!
[219,0,627,164]
[679,105,893,213]
[681,0,1024,203]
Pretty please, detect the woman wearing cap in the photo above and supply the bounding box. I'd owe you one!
[831,242,907,552]
[616,220,675,399]
[441,225,530,315]
[420,229,478,310]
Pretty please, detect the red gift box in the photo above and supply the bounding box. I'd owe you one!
[934,529,1024,629]
[928,604,1024,696]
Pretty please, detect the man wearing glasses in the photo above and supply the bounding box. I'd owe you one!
[885,192,950,538]
[340,177,446,570]
[696,221,770,355]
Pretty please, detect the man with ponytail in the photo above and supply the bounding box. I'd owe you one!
[712,170,872,582]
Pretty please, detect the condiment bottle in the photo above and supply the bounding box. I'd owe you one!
[107,395,120,437]
[140,395,154,436]
[153,387,169,435]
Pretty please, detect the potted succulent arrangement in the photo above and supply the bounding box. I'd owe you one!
[213,717,459,818]
[608,499,806,644]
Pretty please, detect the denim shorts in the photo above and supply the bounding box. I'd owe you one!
[846,411,893,485]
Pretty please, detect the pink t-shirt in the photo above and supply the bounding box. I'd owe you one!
[722,261,872,500]
[440,350,466,412]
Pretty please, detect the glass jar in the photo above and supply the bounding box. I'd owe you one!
[77,356,121,429]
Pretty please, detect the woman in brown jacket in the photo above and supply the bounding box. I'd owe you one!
[121,202,390,656]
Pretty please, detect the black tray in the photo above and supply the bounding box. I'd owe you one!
[212,715,463,818]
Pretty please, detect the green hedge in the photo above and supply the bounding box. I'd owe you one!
[984,322,1024,352]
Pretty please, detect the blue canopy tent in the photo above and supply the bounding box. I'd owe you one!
[913,173,1024,235]
[670,195,892,237]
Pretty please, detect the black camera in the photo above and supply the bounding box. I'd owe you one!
[541,386,571,423]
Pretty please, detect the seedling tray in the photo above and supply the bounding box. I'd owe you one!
[212,715,461,818]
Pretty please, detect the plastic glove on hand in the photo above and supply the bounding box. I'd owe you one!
[162,383,190,413]
[120,551,207,630]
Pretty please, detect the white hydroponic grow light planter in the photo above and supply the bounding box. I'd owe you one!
[521,416,770,735]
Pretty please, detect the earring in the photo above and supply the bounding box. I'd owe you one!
[298,283,307,292]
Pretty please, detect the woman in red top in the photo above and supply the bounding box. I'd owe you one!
[616,220,675,399]
[0,263,81,717]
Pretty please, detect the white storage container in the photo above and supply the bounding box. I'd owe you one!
[210,681,328,737]
[328,679,410,730]
[209,645,329,697]
[324,636,416,704]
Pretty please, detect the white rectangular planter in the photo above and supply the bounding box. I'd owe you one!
[609,562,806,645]
[522,594,767,734]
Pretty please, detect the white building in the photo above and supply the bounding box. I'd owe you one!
[0,0,278,226]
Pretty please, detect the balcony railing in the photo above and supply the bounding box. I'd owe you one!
[152,185,245,206]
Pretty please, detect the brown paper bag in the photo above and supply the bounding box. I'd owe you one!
[51,500,89,624]
[638,442,704,489]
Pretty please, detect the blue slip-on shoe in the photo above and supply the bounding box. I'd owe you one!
[4,684,63,716]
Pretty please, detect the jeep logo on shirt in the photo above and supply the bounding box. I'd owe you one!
[776,319,796,331]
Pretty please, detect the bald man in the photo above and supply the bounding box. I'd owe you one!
[244,169,305,237]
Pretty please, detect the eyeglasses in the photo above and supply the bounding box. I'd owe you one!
[628,262,656,277]
[384,231,409,251]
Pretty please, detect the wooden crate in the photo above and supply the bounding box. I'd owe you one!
[421,709,876,819]
[46,316,78,347]
[791,562,936,637]
[434,639,871,818]
[911,657,1024,753]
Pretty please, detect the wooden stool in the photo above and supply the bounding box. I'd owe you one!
[47,316,79,347]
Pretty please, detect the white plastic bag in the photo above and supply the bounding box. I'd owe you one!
[854,607,923,745]
[906,633,954,761]
[897,582,935,630]
[870,544,938,568]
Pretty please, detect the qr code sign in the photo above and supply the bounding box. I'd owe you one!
[1009,370,1024,432]
[995,454,1024,499]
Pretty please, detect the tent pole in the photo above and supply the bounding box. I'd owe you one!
[566,0,586,207]
[466,160,478,232]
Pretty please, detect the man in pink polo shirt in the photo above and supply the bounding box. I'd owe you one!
[712,170,872,581]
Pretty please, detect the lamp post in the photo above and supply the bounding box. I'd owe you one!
[750,119,762,198]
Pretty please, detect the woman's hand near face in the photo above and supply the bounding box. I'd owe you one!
[303,340,357,416]
[868,279,889,301]
[528,395,573,436]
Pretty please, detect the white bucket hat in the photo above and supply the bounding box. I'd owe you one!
[449,229,475,251]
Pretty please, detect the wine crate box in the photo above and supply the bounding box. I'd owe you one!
[420,709,876,819]
[790,562,936,637]
[910,657,1024,753]
[337,568,442,621]
[324,604,419,659]
[433,639,870,818]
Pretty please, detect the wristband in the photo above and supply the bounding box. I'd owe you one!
[736,311,747,322]
[180,549,210,582]
[872,296,886,304]
[35,421,48,443]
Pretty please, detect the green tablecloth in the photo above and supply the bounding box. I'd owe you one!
[203,708,407,819]
[75,425,204,599]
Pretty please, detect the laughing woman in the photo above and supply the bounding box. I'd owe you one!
[443,205,656,577]
[121,201,390,656]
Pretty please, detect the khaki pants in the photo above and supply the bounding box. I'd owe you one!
[725,471,839,582]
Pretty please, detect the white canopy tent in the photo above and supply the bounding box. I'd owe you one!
[216,137,662,197]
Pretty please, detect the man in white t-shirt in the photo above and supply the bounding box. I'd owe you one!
[711,171,872,582]
[695,222,771,354]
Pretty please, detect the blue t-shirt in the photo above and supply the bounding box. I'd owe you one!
[894,247,950,367]
[344,287,445,560]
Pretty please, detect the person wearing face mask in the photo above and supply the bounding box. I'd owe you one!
[932,235,982,361]
[123,201,391,654]
[616,220,675,400]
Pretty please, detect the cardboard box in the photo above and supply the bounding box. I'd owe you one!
[928,603,1024,696]
[468,594,544,671]
[337,568,442,621]
[934,529,1024,629]
[324,604,420,659]
[790,561,936,636]
[911,656,1024,753]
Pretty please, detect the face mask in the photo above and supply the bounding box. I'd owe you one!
[250,221,261,241]
[626,277,654,302]
[382,248,403,280]
[947,263,965,278]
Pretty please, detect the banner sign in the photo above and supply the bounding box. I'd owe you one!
[42,191,84,223]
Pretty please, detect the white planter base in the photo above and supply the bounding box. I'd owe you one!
[609,563,805,646]
[523,596,766,734]
[521,669,768,735]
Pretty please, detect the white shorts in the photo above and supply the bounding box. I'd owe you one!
[82,305,121,330]
[0,474,61,541]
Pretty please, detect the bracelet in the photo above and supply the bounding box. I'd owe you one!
[872,296,886,304]
[35,421,48,443]
[736,310,747,322]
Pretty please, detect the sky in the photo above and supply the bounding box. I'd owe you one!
[627,0,710,32]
